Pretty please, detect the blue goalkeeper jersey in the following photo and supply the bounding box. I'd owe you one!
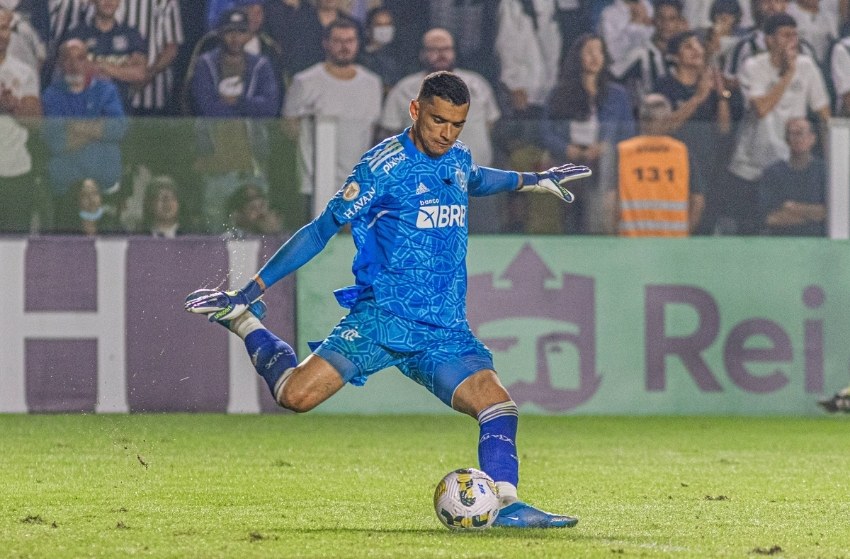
[326,129,485,330]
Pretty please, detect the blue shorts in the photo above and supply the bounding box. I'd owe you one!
[310,302,494,408]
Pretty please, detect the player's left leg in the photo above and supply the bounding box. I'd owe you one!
[452,370,578,529]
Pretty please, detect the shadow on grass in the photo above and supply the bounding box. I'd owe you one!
[278,526,585,539]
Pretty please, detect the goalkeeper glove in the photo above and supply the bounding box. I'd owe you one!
[519,163,592,203]
[184,278,264,322]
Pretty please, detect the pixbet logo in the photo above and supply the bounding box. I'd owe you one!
[382,153,406,173]
[416,205,466,229]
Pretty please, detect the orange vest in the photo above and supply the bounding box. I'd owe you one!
[617,135,690,237]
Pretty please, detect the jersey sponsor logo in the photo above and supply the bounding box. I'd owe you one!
[340,328,361,341]
[342,186,376,219]
[416,205,466,229]
[368,141,404,172]
[342,181,360,201]
[381,153,407,173]
[415,183,430,195]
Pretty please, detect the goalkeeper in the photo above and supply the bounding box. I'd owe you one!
[186,71,590,528]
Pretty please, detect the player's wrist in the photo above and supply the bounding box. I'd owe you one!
[241,278,264,302]
[519,172,539,189]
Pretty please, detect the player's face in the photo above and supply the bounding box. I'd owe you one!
[325,27,359,66]
[409,96,468,158]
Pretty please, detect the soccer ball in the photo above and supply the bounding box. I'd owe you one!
[433,468,500,530]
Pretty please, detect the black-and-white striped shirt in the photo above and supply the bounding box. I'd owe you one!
[611,40,671,105]
[117,0,184,112]
[48,0,90,45]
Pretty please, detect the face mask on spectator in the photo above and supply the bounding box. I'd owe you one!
[372,25,394,46]
[79,207,104,222]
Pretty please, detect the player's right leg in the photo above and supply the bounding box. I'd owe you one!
[184,290,345,412]
[222,311,346,412]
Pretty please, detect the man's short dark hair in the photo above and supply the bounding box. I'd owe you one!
[417,71,470,106]
[323,17,359,41]
[667,30,699,56]
[709,0,742,21]
[763,13,797,35]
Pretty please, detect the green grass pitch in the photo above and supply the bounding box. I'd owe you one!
[1,414,847,558]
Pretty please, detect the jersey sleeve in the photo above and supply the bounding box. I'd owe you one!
[325,157,386,225]
[468,165,521,197]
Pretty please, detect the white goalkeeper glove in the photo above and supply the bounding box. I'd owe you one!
[519,163,592,203]
[184,279,264,322]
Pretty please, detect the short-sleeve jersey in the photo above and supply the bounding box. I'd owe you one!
[325,129,483,330]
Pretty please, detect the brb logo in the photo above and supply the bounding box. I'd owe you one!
[416,205,466,229]
[468,244,601,411]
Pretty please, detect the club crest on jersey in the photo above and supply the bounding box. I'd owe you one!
[342,181,360,201]
[340,328,361,341]
[455,168,468,192]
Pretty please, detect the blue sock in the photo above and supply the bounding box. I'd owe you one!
[477,401,519,487]
[244,330,298,398]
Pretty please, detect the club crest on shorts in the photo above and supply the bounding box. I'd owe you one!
[342,181,361,201]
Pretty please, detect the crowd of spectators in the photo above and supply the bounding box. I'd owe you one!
[0,0,847,237]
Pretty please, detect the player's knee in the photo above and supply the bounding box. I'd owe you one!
[278,382,318,413]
